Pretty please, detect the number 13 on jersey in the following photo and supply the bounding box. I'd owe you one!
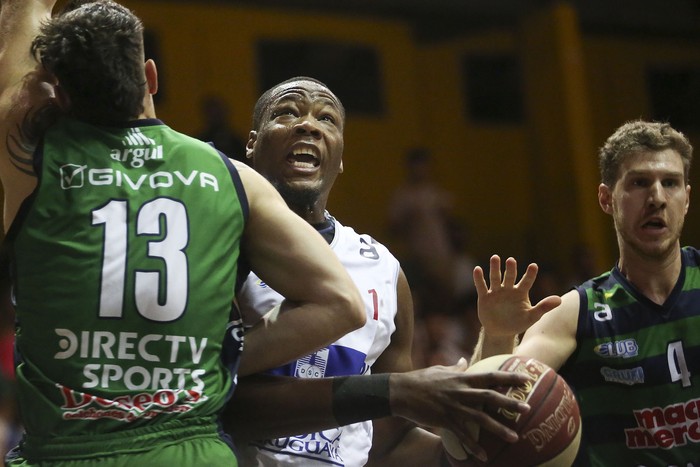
[92,198,189,322]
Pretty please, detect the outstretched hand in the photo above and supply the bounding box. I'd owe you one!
[389,359,532,462]
[473,255,561,337]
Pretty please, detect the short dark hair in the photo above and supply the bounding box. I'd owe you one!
[31,1,146,125]
[598,120,693,187]
[252,76,345,130]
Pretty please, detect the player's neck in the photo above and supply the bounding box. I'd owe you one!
[287,199,328,225]
[617,245,682,305]
[311,214,335,244]
[295,207,326,225]
[141,95,157,119]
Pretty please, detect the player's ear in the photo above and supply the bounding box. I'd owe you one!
[246,131,257,160]
[598,183,613,214]
[339,158,343,173]
[53,84,71,111]
[145,59,158,95]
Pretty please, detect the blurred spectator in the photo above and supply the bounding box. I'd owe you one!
[415,219,481,366]
[196,95,247,163]
[566,242,598,288]
[448,218,478,315]
[388,148,454,319]
[528,260,566,303]
[447,218,479,361]
[389,149,483,366]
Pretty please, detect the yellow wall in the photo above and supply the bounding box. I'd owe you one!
[121,1,420,244]
[119,2,700,280]
[415,32,534,261]
[584,35,700,258]
[122,1,538,263]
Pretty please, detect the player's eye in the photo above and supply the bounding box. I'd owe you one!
[272,107,297,119]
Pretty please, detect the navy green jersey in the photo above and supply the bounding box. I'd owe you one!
[7,117,246,461]
[560,246,700,466]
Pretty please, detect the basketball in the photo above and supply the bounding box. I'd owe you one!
[440,354,581,467]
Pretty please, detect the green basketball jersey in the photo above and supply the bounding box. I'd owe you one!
[9,117,246,460]
[561,247,700,466]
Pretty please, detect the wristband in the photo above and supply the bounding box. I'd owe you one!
[331,373,391,426]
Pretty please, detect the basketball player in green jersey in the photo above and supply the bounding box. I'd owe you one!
[0,1,366,465]
[473,120,700,466]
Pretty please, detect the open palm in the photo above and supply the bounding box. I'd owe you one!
[473,255,561,337]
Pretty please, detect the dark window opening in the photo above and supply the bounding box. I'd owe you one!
[648,66,700,132]
[463,55,524,124]
[257,40,384,115]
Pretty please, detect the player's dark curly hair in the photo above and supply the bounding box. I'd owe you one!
[599,120,693,187]
[30,0,146,125]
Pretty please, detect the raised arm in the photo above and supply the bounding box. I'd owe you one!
[471,255,576,371]
[234,161,366,376]
[0,0,58,230]
[514,290,579,370]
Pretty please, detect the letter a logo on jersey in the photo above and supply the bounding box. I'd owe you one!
[60,164,87,189]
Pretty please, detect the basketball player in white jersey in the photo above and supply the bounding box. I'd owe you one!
[226,77,532,466]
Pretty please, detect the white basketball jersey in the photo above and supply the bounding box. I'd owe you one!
[236,215,400,467]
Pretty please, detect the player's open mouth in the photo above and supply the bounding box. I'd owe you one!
[642,218,666,230]
[287,149,319,168]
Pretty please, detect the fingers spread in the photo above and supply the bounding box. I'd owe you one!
[488,255,502,290]
[516,262,539,290]
[473,266,487,296]
[502,257,518,287]
[531,295,563,321]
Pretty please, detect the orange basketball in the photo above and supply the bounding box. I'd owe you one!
[441,354,581,467]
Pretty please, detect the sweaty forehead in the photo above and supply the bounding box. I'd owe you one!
[619,149,685,177]
[269,81,341,109]
[623,148,683,168]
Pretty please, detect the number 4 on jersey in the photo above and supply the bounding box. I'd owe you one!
[667,341,691,388]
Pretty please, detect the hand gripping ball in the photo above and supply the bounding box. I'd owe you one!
[441,354,581,467]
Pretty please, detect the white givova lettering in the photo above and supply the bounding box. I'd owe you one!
[85,167,219,191]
